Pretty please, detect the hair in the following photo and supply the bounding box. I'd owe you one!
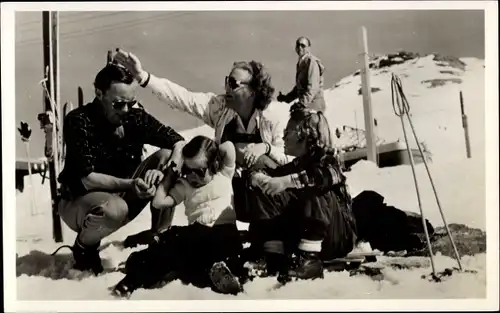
[231,60,275,111]
[94,63,134,93]
[289,103,334,154]
[296,36,311,47]
[182,135,224,175]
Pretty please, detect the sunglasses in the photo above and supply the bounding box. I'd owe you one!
[112,99,138,110]
[296,43,308,48]
[225,76,248,91]
[182,165,208,177]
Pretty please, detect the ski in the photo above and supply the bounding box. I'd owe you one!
[39,11,63,243]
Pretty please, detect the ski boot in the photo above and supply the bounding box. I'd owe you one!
[72,239,104,275]
[112,275,137,299]
[51,239,103,275]
[209,261,243,295]
[288,250,324,281]
[265,252,289,277]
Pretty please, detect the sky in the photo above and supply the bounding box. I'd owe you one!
[15,10,485,158]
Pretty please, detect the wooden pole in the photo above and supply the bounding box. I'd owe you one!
[359,26,377,164]
[43,11,63,242]
[460,91,472,158]
[78,87,84,107]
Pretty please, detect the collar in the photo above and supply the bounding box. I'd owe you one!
[234,109,260,133]
[298,52,310,62]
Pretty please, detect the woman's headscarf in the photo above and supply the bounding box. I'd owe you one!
[289,103,334,152]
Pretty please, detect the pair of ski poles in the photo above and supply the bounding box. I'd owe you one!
[390,73,463,278]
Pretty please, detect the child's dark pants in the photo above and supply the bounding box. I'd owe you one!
[123,222,242,290]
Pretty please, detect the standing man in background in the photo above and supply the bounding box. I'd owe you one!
[278,36,326,112]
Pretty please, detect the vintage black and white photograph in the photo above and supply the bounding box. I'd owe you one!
[2,1,498,310]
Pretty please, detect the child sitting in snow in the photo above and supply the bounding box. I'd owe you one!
[113,136,243,297]
[244,103,357,282]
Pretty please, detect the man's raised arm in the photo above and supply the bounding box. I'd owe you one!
[114,48,223,129]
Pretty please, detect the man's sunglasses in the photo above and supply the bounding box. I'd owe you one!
[112,99,138,110]
[225,76,248,91]
[182,165,207,177]
[296,43,308,48]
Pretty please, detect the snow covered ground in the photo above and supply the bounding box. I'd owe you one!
[15,157,487,301]
[10,55,497,307]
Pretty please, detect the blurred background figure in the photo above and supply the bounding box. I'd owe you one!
[278,36,326,112]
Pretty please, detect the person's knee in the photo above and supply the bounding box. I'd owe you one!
[99,197,129,226]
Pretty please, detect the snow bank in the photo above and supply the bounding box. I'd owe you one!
[16,253,486,300]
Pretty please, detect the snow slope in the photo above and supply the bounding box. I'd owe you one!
[15,54,489,301]
[328,53,485,164]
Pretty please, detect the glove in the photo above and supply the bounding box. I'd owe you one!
[18,121,32,142]
[277,92,286,103]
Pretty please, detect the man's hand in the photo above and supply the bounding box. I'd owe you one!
[243,143,267,168]
[133,178,156,199]
[114,48,147,82]
[166,141,186,172]
[144,169,164,188]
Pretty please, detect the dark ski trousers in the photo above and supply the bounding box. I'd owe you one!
[123,222,242,289]
[233,155,357,260]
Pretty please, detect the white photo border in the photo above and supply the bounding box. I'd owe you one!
[2,1,498,312]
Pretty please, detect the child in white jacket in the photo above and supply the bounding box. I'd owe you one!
[113,137,243,297]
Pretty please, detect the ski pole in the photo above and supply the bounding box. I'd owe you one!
[18,121,38,215]
[391,74,437,277]
[25,142,38,215]
[396,79,463,271]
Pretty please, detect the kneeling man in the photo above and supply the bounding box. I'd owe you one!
[57,63,185,275]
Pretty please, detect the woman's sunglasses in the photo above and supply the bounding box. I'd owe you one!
[225,76,248,91]
[112,99,138,110]
[182,165,207,177]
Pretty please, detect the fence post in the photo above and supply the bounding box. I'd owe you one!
[359,26,377,165]
[42,11,63,242]
[460,91,472,158]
